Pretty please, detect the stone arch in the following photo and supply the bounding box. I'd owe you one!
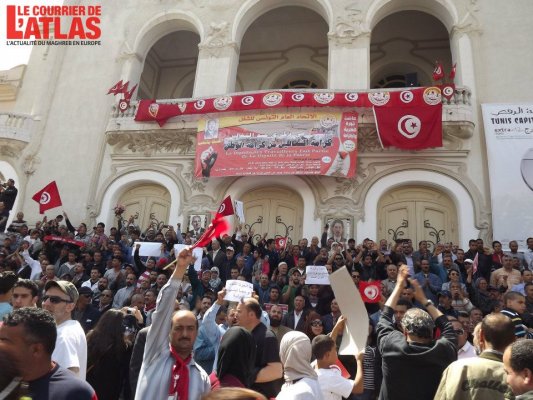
[358,169,481,247]
[366,0,458,32]
[263,64,327,90]
[232,0,332,44]
[133,11,204,60]
[95,169,183,229]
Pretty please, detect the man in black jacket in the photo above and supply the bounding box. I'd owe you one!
[377,264,457,400]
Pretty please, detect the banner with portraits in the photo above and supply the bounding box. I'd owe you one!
[481,103,533,250]
[195,111,358,178]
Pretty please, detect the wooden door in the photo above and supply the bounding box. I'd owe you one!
[377,186,457,250]
[118,184,171,229]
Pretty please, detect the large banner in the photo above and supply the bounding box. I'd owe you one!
[195,111,357,178]
[482,103,533,249]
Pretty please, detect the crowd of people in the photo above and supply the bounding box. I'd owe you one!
[1,187,533,399]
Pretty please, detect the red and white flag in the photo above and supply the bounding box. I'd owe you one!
[215,195,235,218]
[373,103,443,150]
[472,252,479,276]
[32,181,62,214]
[433,62,444,81]
[449,63,457,81]
[275,237,288,251]
[192,195,235,249]
[359,280,382,303]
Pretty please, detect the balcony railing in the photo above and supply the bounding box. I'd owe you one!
[0,112,36,142]
[106,87,474,133]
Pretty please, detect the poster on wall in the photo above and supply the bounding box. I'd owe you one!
[481,103,533,249]
[195,111,358,178]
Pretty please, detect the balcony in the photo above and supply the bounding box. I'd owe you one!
[105,87,475,153]
[0,113,36,143]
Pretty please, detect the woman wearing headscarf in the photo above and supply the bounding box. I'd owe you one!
[210,326,256,389]
[277,331,323,399]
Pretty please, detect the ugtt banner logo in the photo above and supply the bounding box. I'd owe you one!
[6,4,101,40]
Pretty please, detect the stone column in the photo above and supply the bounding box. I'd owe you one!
[327,13,371,90]
[193,21,240,97]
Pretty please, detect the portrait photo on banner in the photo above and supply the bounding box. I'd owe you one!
[187,213,209,235]
[324,216,353,244]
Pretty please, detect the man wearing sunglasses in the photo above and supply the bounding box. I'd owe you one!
[42,280,87,380]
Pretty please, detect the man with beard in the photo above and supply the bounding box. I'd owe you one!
[135,249,210,399]
[269,304,292,344]
[91,276,109,306]
[81,267,101,292]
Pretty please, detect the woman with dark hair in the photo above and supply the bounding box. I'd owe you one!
[304,311,325,342]
[210,326,256,389]
[86,309,132,400]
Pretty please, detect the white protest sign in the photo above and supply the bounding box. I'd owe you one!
[174,244,203,271]
[224,279,254,302]
[329,266,369,355]
[132,242,161,257]
[305,265,330,285]
[234,200,245,222]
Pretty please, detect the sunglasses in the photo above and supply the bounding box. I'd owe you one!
[454,329,465,335]
[352,275,360,278]
[42,295,72,304]
[81,293,92,298]
[311,320,323,327]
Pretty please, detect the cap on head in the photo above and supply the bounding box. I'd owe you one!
[44,280,79,303]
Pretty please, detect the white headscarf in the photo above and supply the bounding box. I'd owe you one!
[279,331,317,383]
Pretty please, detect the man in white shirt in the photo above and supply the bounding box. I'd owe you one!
[42,280,87,379]
[451,319,476,360]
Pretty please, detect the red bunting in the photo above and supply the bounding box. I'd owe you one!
[359,280,382,303]
[44,235,85,247]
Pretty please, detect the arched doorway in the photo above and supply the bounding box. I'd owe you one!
[241,186,303,243]
[117,184,171,229]
[377,186,458,250]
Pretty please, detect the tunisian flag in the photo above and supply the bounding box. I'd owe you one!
[373,103,443,150]
[32,181,62,214]
[192,196,235,249]
[359,280,382,303]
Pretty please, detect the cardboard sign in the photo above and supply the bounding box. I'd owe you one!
[234,200,245,222]
[329,266,369,355]
[305,265,330,285]
[224,280,254,302]
[174,244,203,271]
[132,242,162,257]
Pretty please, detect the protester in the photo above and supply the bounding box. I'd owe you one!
[277,331,323,399]
[210,326,256,389]
[503,340,533,399]
[377,264,457,400]
[0,307,96,399]
[134,249,210,399]
[86,309,131,400]
[11,279,39,309]
[42,280,88,379]
[313,334,364,399]
[435,313,516,399]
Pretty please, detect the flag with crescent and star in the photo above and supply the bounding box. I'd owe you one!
[373,103,443,150]
[32,181,63,214]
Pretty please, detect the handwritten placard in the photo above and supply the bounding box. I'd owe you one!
[234,200,245,222]
[224,280,254,302]
[132,242,162,257]
[305,265,330,285]
[173,244,203,271]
